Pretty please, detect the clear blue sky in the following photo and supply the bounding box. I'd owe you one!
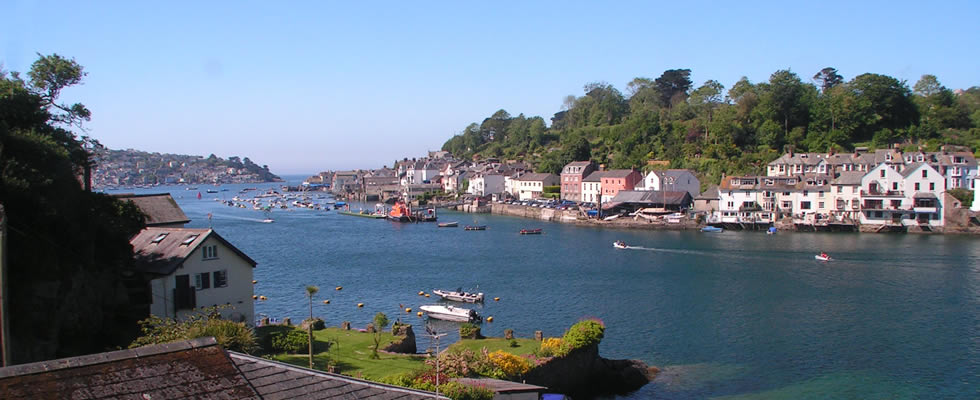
[4,1,978,174]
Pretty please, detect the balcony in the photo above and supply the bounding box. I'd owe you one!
[913,207,938,213]
[861,189,904,198]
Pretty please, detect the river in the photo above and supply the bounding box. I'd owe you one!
[107,176,980,399]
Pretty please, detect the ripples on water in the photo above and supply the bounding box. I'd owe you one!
[115,179,980,399]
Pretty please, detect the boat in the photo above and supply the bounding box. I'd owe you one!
[261,218,274,223]
[432,288,483,303]
[387,200,414,222]
[438,221,458,228]
[206,189,218,194]
[701,226,723,233]
[815,254,832,262]
[419,305,481,323]
[519,228,542,235]
[464,225,487,231]
[613,241,628,249]
[767,227,777,235]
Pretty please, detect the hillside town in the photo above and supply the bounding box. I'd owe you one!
[308,146,980,233]
[92,148,281,187]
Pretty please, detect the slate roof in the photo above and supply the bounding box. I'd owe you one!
[602,169,639,178]
[583,171,613,182]
[130,227,257,276]
[695,185,719,200]
[606,190,692,207]
[455,377,546,394]
[229,352,446,400]
[515,173,556,182]
[899,162,930,178]
[0,338,445,400]
[0,337,260,400]
[833,171,865,185]
[113,193,190,227]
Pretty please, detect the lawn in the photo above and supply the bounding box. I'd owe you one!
[448,337,541,356]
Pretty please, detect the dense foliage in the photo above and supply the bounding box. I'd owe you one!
[562,318,605,350]
[130,307,257,353]
[443,69,980,187]
[1,54,147,362]
[268,329,309,354]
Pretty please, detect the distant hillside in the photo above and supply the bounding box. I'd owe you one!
[92,148,281,187]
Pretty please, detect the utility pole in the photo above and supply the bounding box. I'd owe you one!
[0,205,10,366]
[425,324,447,399]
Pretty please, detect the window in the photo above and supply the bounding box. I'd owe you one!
[783,192,790,196]
[801,201,811,210]
[818,202,824,209]
[181,234,199,246]
[915,183,920,191]
[921,170,927,178]
[195,272,211,290]
[892,182,898,190]
[152,233,168,243]
[929,182,935,190]
[727,201,734,208]
[880,169,885,178]
[203,245,218,260]
[818,191,824,198]
[803,190,809,196]
[213,270,228,288]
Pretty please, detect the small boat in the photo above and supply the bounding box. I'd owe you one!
[767,227,777,235]
[519,228,542,235]
[701,226,723,233]
[613,241,628,249]
[432,288,483,303]
[261,218,274,223]
[206,189,218,194]
[464,225,487,231]
[815,254,832,262]
[419,305,481,323]
[438,221,458,228]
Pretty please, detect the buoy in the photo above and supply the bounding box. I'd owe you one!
[418,291,425,296]
[259,296,267,301]
[252,280,257,284]
[252,295,258,300]
[486,316,493,322]
[424,294,430,297]
[336,286,343,291]
[323,300,330,304]
[405,307,412,313]
[494,297,500,301]
[417,311,423,317]
[357,303,364,308]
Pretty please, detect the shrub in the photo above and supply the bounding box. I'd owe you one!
[130,306,256,353]
[459,322,481,339]
[562,318,605,350]
[187,319,256,353]
[948,188,973,208]
[488,350,530,378]
[269,329,308,354]
[440,381,494,400]
[537,337,567,357]
[509,339,518,348]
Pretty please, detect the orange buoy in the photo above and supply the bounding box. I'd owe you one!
[424,293,430,297]
[405,307,412,313]
[259,296,267,301]
[486,316,494,322]
[418,291,425,296]
[252,295,258,300]
[417,311,423,317]
[323,300,330,304]
[252,280,258,284]
[357,303,364,308]
[336,286,343,291]
[493,297,500,301]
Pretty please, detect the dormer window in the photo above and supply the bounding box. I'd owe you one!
[181,235,199,246]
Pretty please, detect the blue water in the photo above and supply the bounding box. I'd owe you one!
[110,176,980,399]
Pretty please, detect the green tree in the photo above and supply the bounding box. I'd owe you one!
[848,73,919,143]
[690,80,725,144]
[654,69,693,109]
[305,285,319,367]
[813,67,844,93]
[371,312,390,359]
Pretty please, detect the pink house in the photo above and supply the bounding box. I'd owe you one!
[600,169,643,202]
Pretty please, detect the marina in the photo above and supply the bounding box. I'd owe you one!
[107,178,980,399]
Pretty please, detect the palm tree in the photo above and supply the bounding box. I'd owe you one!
[305,285,319,368]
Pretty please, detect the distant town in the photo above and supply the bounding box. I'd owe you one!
[92,148,281,187]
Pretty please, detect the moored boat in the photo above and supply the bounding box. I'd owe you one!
[388,200,414,222]
[464,225,487,231]
[432,288,484,303]
[438,221,458,228]
[701,226,723,233]
[519,228,542,235]
[419,305,481,323]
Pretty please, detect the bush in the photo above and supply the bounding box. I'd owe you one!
[440,381,494,400]
[948,188,973,208]
[187,319,256,353]
[269,329,308,354]
[536,337,567,357]
[562,318,605,350]
[130,306,256,353]
[487,350,530,378]
[459,323,482,339]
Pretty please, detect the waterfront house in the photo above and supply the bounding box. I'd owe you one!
[716,176,765,223]
[604,190,693,214]
[130,227,256,325]
[766,152,829,176]
[899,162,945,227]
[693,185,720,214]
[581,171,611,204]
[791,174,834,224]
[859,163,908,227]
[515,173,558,200]
[0,337,446,399]
[113,193,190,227]
[560,161,596,202]
[468,173,506,196]
[643,169,700,198]
[933,150,977,190]
[331,170,360,195]
[830,171,864,222]
[599,169,643,203]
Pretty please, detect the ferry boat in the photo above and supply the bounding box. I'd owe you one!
[432,288,484,303]
[419,305,481,323]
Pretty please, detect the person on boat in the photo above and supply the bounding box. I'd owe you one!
[820,252,829,259]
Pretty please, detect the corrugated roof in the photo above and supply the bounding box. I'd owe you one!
[607,190,691,207]
[114,193,190,226]
[130,227,257,276]
[695,185,719,200]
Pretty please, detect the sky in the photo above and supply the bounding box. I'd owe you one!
[3,1,978,174]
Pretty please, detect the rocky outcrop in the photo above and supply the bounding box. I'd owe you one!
[383,324,416,354]
[523,344,656,399]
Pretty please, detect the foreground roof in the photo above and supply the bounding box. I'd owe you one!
[0,338,446,400]
[130,227,257,276]
[113,193,190,226]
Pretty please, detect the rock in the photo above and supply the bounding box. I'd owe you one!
[341,321,351,330]
[383,324,417,354]
[281,317,291,326]
[365,323,376,333]
[300,318,325,331]
[504,329,514,339]
[534,330,543,340]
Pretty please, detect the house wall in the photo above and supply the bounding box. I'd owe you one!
[903,164,945,226]
[150,236,255,325]
[582,181,601,204]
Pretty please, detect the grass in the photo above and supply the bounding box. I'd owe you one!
[448,337,541,356]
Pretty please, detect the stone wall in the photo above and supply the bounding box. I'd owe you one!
[382,324,416,354]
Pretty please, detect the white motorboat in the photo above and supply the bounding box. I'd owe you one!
[613,241,628,249]
[419,305,481,323]
[432,288,484,303]
[815,254,832,261]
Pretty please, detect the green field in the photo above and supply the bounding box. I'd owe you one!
[448,337,541,356]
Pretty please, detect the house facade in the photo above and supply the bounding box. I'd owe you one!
[560,161,596,202]
[644,169,700,198]
[581,171,608,204]
[515,173,558,200]
[599,169,643,203]
[468,173,506,196]
[131,228,256,325]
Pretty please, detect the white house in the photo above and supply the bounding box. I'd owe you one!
[830,171,864,222]
[899,163,945,226]
[716,176,763,223]
[131,228,256,325]
[859,163,908,226]
[514,173,558,200]
[468,173,506,196]
[581,171,607,204]
[643,169,701,198]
